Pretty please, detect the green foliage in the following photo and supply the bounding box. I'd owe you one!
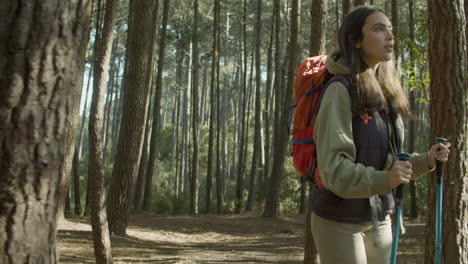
[280,156,302,215]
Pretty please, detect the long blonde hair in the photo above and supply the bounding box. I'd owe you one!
[338,7,413,119]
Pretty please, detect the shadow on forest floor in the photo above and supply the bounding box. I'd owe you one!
[57,214,425,263]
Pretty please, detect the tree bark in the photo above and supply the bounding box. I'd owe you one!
[246,0,263,213]
[107,0,158,236]
[0,1,92,262]
[407,0,419,220]
[342,0,351,18]
[309,0,327,56]
[207,0,220,214]
[352,0,365,6]
[143,0,169,212]
[391,0,399,62]
[304,1,327,263]
[264,12,275,184]
[263,0,300,217]
[87,0,121,261]
[57,4,93,221]
[235,0,249,214]
[426,0,467,263]
[190,0,200,214]
[214,0,223,215]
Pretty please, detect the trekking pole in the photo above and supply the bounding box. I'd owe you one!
[390,152,411,264]
[435,137,448,264]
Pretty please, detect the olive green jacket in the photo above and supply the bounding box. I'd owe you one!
[313,52,432,199]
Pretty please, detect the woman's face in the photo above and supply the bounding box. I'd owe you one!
[356,12,394,67]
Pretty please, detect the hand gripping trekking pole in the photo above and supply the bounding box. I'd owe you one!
[390,152,411,264]
[435,137,448,264]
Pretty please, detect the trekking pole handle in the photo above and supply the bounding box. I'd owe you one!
[435,137,448,184]
[395,153,411,199]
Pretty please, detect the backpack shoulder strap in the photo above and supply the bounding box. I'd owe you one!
[315,74,353,115]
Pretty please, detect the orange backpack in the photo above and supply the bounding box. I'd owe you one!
[290,55,333,188]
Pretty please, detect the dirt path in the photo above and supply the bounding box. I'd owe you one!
[57,214,424,263]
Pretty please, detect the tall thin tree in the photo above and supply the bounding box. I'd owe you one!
[190,0,201,215]
[214,0,223,215]
[207,0,220,214]
[263,0,301,217]
[87,0,121,261]
[235,0,249,214]
[408,0,419,219]
[143,0,169,212]
[246,0,263,212]
[107,0,159,236]
[304,0,327,263]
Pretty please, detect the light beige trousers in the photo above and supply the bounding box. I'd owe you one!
[310,211,393,264]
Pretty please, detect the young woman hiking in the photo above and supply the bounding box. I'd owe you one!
[309,6,450,264]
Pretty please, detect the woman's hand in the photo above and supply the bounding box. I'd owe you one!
[388,161,412,189]
[427,142,451,169]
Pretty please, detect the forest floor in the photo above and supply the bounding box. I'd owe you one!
[57,214,425,264]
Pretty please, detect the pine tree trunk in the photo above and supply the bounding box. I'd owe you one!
[263,0,300,217]
[143,0,169,212]
[264,15,275,183]
[408,0,419,219]
[87,0,120,261]
[391,0,399,62]
[352,0,365,6]
[0,1,91,259]
[309,0,327,56]
[246,0,263,213]
[57,6,92,221]
[235,0,249,214]
[134,93,153,211]
[214,0,223,215]
[183,46,192,202]
[426,1,467,263]
[107,0,158,236]
[304,1,326,263]
[190,0,200,215]
[342,0,351,18]
[207,0,220,214]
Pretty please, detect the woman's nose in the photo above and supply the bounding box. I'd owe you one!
[386,30,394,40]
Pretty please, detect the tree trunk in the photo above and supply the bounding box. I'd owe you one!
[391,0,399,63]
[207,0,220,214]
[304,1,327,263]
[342,0,351,18]
[183,47,192,202]
[235,0,249,214]
[426,1,467,263]
[264,13,275,183]
[352,0,365,6]
[190,0,200,214]
[57,8,92,221]
[309,0,327,56]
[134,89,153,211]
[214,0,223,215]
[143,0,169,212]
[407,0,419,220]
[246,0,263,213]
[263,0,300,217]
[87,0,121,261]
[107,0,158,236]
[0,0,92,259]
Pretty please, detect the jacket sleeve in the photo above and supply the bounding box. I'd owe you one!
[313,82,392,199]
[393,115,434,179]
[410,152,434,179]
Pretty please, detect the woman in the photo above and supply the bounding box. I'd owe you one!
[310,6,450,264]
